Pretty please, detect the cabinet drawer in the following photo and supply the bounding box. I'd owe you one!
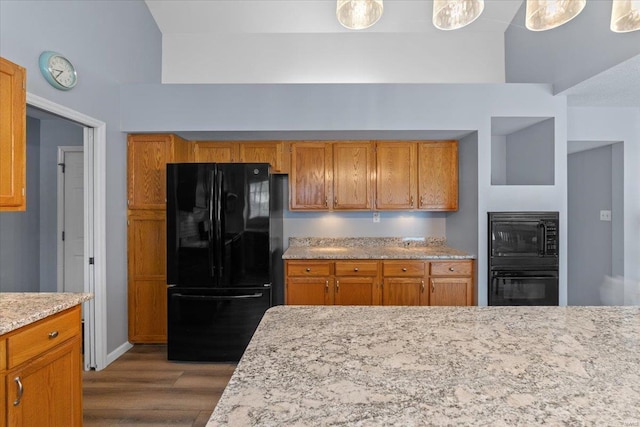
[287,261,333,277]
[430,261,472,276]
[382,261,425,277]
[7,308,80,368]
[335,261,378,276]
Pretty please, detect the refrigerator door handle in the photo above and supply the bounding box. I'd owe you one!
[209,170,216,278]
[171,293,264,301]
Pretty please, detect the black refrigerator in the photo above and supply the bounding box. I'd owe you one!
[166,163,284,362]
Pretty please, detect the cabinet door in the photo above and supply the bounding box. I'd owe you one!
[7,338,81,427]
[127,134,173,209]
[290,142,332,210]
[418,141,458,211]
[286,277,333,305]
[333,142,373,210]
[128,211,167,343]
[193,141,238,163]
[375,142,416,210]
[335,277,379,305]
[430,277,473,306]
[239,141,286,173]
[382,277,427,306]
[0,57,26,211]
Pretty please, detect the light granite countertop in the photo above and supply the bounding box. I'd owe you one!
[208,305,640,426]
[282,237,476,260]
[0,292,94,335]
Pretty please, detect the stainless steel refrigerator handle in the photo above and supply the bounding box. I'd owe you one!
[171,293,264,300]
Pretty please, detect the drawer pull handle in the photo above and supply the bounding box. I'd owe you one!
[354,267,359,272]
[431,279,435,293]
[336,280,340,292]
[410,196,414,207]
[325,280,329,292]
[306,268,311,272]
[449,267,455,272]
[48,331,59,339]
[421,280,425,293]
[13,377,23,406]
[402,268,407,272]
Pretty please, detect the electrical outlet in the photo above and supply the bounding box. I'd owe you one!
[600,210,611,221]
[373,212,380,223]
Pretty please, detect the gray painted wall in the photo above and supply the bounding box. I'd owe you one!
[505,0,640,93]
[611,143,624,278]
[0,117,41,292]
[568,145,623,305]
[0,0,162,354]
[39,119,84,292]
[505,118,555,185]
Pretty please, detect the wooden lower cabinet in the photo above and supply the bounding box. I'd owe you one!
[335,261,380,305]
[382,261,428,306]
[2,306,83,427]
[286,259,474,307]
[429,261,474,306]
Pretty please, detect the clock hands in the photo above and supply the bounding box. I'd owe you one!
[52,69,64,77]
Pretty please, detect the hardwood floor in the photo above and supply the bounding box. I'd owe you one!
[83,345,236,426]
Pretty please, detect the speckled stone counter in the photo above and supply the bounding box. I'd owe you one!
[0,292,94,335]
[208,305,640,426]
[282,237,476,260]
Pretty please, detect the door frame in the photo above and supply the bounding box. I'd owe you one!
[27,93,107,371]
[56,146,84,293]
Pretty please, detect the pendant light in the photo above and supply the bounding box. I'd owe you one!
[336,0,383,30]
[525,0,586,31]
[611,0,640,32]
[433,0,485,31]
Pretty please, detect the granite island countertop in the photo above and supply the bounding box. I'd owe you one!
[208,305,640,426]
[282,237,476,260]
[0,292,94,335]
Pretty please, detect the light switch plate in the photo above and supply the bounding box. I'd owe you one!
[600,210,611,221]
[373,212,380,223]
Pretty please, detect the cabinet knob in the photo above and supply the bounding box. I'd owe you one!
[449,267,455,272]
[306,268,311,272]
[402,268,407,272]
[48,331,59,339]
[354,267,359,272]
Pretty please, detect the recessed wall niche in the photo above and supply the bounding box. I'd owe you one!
[491,117,555,185]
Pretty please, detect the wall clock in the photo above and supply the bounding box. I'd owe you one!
[39,51,77,90]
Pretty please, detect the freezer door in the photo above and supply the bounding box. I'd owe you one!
[167,163,217,286]
[167,286,272,362]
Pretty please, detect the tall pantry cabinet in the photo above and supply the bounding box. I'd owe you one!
[127,134,190,343]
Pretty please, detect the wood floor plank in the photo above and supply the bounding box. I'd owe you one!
[83,345,235,425]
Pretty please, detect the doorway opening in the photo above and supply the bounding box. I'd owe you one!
[27,93,107,370]
[567,141,624,305]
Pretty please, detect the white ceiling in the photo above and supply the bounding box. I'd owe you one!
[145,0,640,108]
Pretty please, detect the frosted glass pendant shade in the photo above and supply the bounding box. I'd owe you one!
[336,0,383,30]
[611,0,640,33]
[433,0,485,30]
[526,0,586,31]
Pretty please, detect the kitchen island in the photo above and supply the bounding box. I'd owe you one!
[208,305,640,426]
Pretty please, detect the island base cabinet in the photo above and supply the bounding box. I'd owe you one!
[6,337,82,427]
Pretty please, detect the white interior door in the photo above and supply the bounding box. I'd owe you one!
[58,147,84,294]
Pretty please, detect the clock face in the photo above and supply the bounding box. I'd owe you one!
[48,55,77,88]
[39,51,77,90]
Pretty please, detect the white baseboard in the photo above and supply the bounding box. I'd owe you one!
[105,341,134,368]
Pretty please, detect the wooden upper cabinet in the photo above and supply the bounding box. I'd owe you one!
[0,57,26,211]
[290,142,332,210]
[127,134,189,209]
[418,141,458,211]
[333,142,373,210]
[238,141,287,174]
[193,141,238,163]
[375,142,417,210]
